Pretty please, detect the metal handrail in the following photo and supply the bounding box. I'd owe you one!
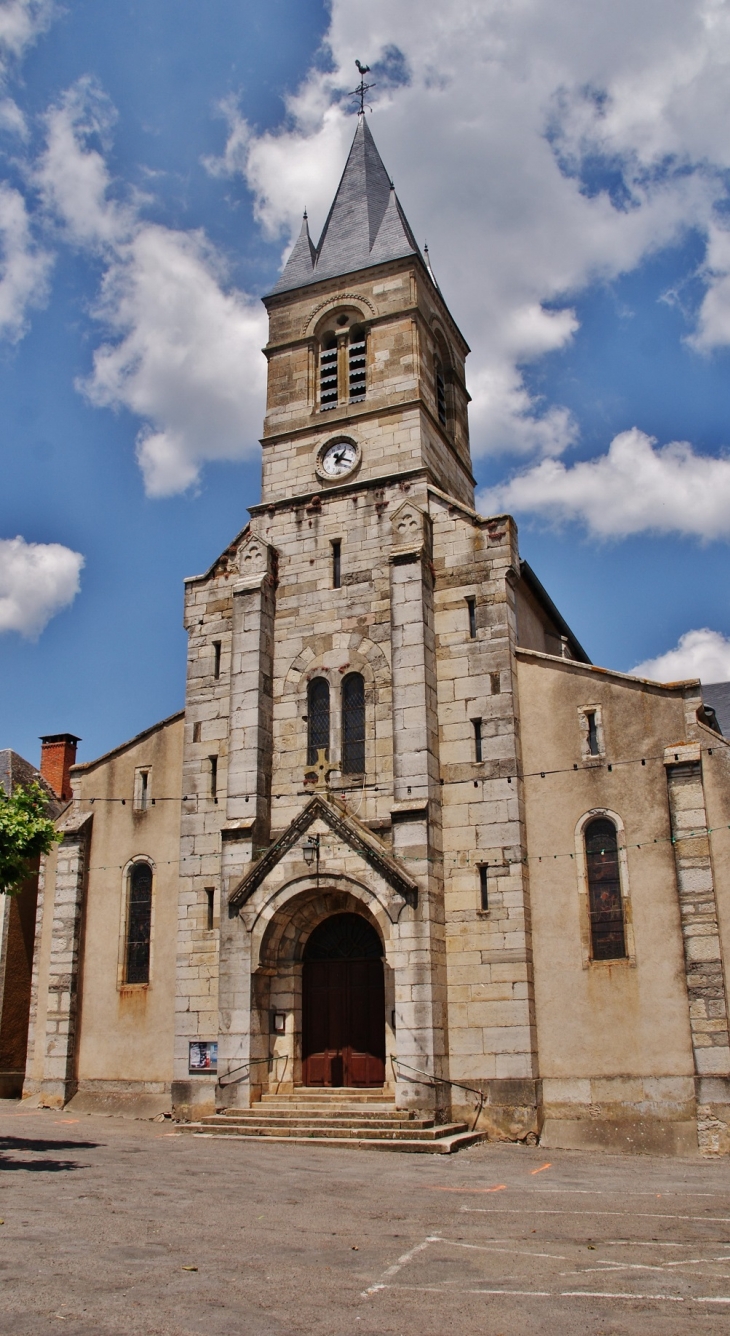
[218,1054,287,1088]
[391,1057,487,1133]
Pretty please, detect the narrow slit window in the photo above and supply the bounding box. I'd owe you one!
[193,721,201,743]
[126,862,152,984]
[585,817,626,961]
[209,755,218,800]
[586,710,599,756]
[490,671,501,696]
[435,358,447,426]
[134,768,150,811]
[479,865,489,912]
[205,887,215,931]
[472,718,483,763]
[348,326,367,402]
[319,336,339,410]
[467,597,477,639]
[307,678,330,764]
[332,539,341,589]
[342,672,365,774]
[213,641,221,681]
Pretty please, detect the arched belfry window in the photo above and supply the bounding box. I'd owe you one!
[341,672,365,774]
[584,817,626,961]
[348,325,367,402]
[307,678,330,763]
[435,356,447,426]
[319,334,338,410]
[126,861,153,984]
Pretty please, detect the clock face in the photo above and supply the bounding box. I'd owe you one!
[320,439,359,478]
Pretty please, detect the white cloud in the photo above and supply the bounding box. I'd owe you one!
[37,80,266,496]
[0,181,51,338]
[631,628,730,684]
[478,428,730,540]
[0,535,83,638]
[209,0,730,460]
[0,0,53,73]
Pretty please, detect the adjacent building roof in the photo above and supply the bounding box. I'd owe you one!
[268,117,422,296]
[0,749,63,814]
[702,682,730,737]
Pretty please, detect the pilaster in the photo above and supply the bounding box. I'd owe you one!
[665,744,730,1153]
[37,812,92,1107]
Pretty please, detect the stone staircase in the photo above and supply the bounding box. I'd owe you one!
[179,1088,485,1154]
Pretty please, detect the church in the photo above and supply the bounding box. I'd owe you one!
[16,116,730,1154]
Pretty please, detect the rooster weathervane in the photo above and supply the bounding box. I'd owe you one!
[350,59,375,115]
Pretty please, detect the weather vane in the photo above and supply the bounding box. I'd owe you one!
[349,59,375,115]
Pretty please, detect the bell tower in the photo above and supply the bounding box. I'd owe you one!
[259,115,475,510]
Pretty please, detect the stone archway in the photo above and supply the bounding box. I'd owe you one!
[253,888,393,1093]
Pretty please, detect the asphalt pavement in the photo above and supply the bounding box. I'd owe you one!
[2,1102,730,1334]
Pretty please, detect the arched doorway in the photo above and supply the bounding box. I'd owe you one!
[302,913,385,1088]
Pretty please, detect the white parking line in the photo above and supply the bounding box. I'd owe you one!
[462,1206,730,1222]
[361,1235,441,1297]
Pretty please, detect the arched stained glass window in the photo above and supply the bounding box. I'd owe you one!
[126,861,153,984]
[585,818,626,961]
[307,678,330,764]
[341,672,365,774]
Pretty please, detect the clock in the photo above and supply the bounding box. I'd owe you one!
[316,437,361,482]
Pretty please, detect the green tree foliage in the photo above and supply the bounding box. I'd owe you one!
[0,782,61,896]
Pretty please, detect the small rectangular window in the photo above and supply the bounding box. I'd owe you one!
[332,540,341,589]
[490,671,501,696]
[213,641,221,681]
[205,887,215,930]
[133,768,150,812]
[478,865,489,912]
[586,710,599,756]
[193,721,201,743]
[472,719,483,763]
[209,755,218,800]
[466,597,476,640]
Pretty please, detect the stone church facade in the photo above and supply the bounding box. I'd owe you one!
[19,118,730,1154]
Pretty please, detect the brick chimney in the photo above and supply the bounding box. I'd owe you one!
[39,734,81,803]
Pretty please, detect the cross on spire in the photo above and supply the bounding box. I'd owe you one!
[350,59,375,115]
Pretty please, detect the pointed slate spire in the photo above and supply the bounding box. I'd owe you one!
[268,118,420,295]
[270,211,316,294]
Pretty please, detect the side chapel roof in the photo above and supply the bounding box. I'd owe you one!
[269,117,421,295]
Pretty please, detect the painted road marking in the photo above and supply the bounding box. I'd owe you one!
[462,1206,730,1222]
[361,1236,441,1297]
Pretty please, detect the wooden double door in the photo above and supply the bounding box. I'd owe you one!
[301,913,385,1088]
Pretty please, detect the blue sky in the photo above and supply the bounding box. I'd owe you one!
[2,0,730,767]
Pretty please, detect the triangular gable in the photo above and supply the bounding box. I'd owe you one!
[229,794,418,909]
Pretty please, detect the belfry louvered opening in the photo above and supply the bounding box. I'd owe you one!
[348,325,367,402]
[319,335,338,410]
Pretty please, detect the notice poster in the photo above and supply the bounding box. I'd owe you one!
[189,1041,218,1074]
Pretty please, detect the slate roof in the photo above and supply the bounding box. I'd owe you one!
[702,682,730,737]
[269,117,422,295]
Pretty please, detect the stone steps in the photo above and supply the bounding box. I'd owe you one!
[179,1089,485,1154]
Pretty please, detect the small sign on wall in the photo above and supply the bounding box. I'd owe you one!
[189,1041,218,1074]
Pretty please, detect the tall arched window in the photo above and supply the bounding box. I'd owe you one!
[348,326,367,402]
[126,861,153,984]
[585,818,626,961]
[435,357,447,426]
[319,334,338,410]
[307,678,330,763]
[341,672,365,773]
